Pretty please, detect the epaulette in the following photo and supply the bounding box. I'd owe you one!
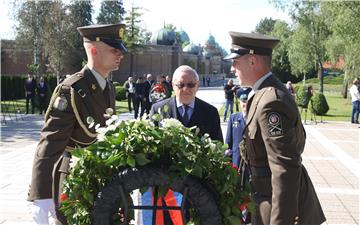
[59,73,84,94]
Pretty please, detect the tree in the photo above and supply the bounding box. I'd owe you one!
[63,0,93,72]
[12,1,51,76]
[270,0,331,93]
[288,24,315,81]
[42,1,68,83]
[96,0,125,24]
[255,17,277,34]
[322,1,360,98]
[270,21,294,82]
[123,6,148,76]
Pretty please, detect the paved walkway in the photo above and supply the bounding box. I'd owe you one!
[0,88,359,225]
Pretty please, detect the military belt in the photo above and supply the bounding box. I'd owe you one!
[250,166,271,177]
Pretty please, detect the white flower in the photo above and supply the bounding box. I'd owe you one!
[160,118,183,128]
[209,142,216,151]
[105,115,119,126]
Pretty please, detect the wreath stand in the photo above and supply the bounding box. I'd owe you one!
[92,165,222,225]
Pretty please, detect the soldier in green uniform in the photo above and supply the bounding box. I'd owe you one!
[27,24,127,225]
[224,32,325,225]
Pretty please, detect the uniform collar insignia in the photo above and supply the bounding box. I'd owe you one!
[91,84,97,91]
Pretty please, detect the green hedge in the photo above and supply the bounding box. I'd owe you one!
[115,86,126,101]
[1,75,57,101]
[311,92,329,116]
[296,85,311,108]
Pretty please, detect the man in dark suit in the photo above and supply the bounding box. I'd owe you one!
[37,76,48,115]
[144,73,153,114]
[27,24,127,225]
[224,32,325,225]
[149,65,223,224]
[125,76,136,113]
[150,65,223,142]
[24,73,37,114]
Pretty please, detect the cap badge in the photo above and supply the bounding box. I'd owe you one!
[249,49,254,54]
[119,27,125,39]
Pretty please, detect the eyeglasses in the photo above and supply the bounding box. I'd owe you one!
[175,83,197,89]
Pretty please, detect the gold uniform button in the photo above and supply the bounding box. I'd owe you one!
[294,216,299,220]
[294,222,298,225]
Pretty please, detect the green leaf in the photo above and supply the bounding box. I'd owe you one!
[135,153,151,166]
[226,215,242,225]
[126,155,136,167]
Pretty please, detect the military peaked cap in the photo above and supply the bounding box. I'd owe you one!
[224,32,279,60]
[77,24,127,52]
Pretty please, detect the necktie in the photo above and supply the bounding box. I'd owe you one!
[103,82,110,107]
[183,105,189,125]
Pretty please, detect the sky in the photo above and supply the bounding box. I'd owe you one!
[0,0,290,50]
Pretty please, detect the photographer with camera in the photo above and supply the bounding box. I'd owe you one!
[223,79,237,122]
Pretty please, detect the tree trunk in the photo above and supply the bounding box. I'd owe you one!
[341,71,349,98]
[130,53,134,76]
[318,62,324,93]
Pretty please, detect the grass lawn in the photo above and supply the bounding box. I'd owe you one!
[217,90,352,123]
[1,99,130,115]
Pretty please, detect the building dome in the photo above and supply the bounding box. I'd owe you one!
[178,30,190,44]
[183,43,201,55]
[205,34,216,48]
[151,28,176,46]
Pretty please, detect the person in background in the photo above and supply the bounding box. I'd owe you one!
[134,76,146,119]
[37,77,48,115]
[150,65,223,141]
[149,65,223,224]
[286,80,295,98]
[223,79,236,122]
[206,76,211,87]
[27,23,127,225]
[143,73,153,114]
[166,75,173,95]
[350,78,360,124]
[24,73,37,114]
[125,76,136,113]
[225,91,250,168]
[224,31,325,225]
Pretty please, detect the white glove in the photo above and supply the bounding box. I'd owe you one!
[224,149,232,157]
[30,198,56,225]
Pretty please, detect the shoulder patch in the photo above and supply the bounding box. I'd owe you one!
[267,112,283,136]
[53,96,68,111]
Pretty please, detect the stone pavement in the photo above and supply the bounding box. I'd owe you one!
[0,88,359,225]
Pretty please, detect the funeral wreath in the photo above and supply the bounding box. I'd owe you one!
[61,115,253,225]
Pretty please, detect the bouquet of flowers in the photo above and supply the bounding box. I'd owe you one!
[150,83,167,103]
[61,115,253,225]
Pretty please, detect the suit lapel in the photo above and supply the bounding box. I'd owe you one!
[188,98,200,125]
[246,76,276,126]
[169,97,178,119]
[84,68,107,111]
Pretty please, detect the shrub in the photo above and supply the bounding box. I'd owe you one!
[115,86,126,101]
[296,85,311,108]
[311,92,329,116]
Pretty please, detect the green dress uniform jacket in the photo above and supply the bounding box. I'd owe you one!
[28,66,116,202]
[244,74,325,225]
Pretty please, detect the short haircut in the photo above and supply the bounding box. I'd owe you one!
[173,65,199,81]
